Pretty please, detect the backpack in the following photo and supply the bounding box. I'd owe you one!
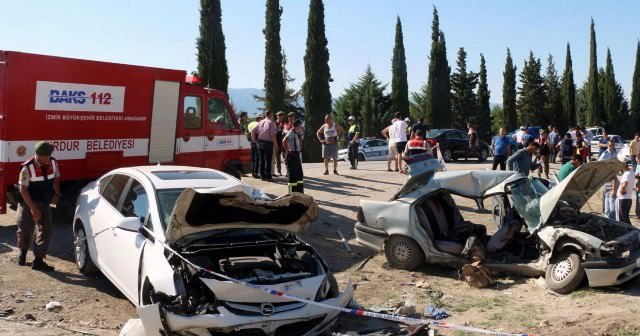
[461,261,495,288]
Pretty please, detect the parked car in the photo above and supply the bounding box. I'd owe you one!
[337,138,389,162]
[73,165,353,335]
[354,159,640,294]
[426,129,490,162]
[590,134,625,158]
[586,126,606,138]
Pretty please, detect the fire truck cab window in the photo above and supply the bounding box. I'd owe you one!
[208,98,235,129]
[183,96,202,129]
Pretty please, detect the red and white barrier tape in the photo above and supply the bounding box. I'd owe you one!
[139,227,536,336]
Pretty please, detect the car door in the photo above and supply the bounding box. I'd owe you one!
[367,140,385,160]
[105,177,149,303]
[91,174,131,285]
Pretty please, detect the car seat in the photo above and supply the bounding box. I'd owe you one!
[415,205,465,255]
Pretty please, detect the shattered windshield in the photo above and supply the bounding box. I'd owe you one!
[509,177,549,229]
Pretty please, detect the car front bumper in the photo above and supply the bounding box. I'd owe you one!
[583,250,640,287]
[135,282,354,336]
[337,151,348,161]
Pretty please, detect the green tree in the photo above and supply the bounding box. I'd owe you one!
[263,0,285,113]
[490,105,504,134]
[630,41,640,130]
[476,54,491,140]
[503,48,517,130]
[603,48,617,130]
[586,18,600,125]
[450,47,478,130]
[543,54,562,128]
[334,66,391,138]
[517,51,545,125]
[425,7,451,128]
[391,16,409,116]
[196,0,229,95]
[575,82,587,126]
[253,51,302,113]
[302,0,332,161]
[410,84,428,120]
[561,43,576,130]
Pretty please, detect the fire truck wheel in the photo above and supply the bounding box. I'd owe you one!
[223,165,242,180]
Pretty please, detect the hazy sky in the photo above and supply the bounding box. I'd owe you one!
[1,1,639,102]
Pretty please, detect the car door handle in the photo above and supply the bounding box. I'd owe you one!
[207,134,215,141]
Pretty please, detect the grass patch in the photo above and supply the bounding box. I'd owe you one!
[570,288,596,299]
[450,302,471,313]
[618,326,640,336]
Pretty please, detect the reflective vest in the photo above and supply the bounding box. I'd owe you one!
[407,137,427,155]
[22,157,58,202]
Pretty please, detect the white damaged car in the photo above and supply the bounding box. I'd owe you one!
[355,159,640,294]
[73,166,353,336]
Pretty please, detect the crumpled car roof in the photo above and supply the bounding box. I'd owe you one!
[431,170,518,199]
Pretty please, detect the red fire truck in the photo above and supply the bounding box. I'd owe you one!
[0,51,251,215]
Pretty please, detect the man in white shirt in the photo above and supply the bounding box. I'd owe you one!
[391,112,408,173]
[513,126,526,149]
[617,160,635,224]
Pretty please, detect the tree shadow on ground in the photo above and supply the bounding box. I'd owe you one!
[304,176,385,195]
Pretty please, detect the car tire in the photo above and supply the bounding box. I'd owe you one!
[357,153,365,162]
[74,225,98,274]
[384,236,424,271]
[478,148,489,162]
[442,149,453,162]
[545,251,585,294]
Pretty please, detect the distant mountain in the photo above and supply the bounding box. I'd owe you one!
[228,88,264,116]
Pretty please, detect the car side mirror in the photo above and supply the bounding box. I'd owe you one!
[117,217,141,232]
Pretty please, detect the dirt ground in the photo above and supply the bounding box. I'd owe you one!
[0,159,639,336]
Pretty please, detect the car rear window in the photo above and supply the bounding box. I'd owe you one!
[152,171,225,180]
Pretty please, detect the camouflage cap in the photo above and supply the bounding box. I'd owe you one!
[34,141,54,156]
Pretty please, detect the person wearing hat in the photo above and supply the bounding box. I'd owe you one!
[247,113,264,178]
[16,141,60,271]
[617,159,636,224]
[346,115,360,169]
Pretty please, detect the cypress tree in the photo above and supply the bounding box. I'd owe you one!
[476,54,491,139]
[543,55,562,128]
[502,48,517,130]
[425,7,451,128]
[586,18,600,125]
[263,0,285,113]
[196,0,229,95]
[631,41,640,130]
[561,43,576,129]
[302,0,332,161]
[517,51,545,126]
[450,47,478,130]
[603,48,617,130]
[391,16,409,116]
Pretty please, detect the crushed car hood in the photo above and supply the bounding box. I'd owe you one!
[539,159,624,228]
[432,170,517,199]
[165,185,319,244]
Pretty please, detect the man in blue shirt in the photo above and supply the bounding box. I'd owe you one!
[490,128,511,170]
[507,142,540,176]
[598,140,618,219]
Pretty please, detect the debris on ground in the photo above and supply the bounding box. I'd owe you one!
[23,291,35,299]
[394,305,416,315]
[24,313,36,321]
[0,308,14,317]
[460,261,495,288]
[415,280,431,289]
[337,230,353,253]
[45,300,62,312]
[425,306,449,320]
[355,255,373,271]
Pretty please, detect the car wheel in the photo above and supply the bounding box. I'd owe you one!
[545,251,585,294]
[442,149,453,162]
[74,225,98,274]
[384,236,424,271]
[478,148,489,162]
[357,153,365,162]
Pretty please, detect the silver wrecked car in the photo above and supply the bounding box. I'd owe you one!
[354,159,640,294]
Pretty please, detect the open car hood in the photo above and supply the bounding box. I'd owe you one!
[432,170,517,199]
[165,185,319,245]
[539,159,624,227]
[391,159,445,200]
